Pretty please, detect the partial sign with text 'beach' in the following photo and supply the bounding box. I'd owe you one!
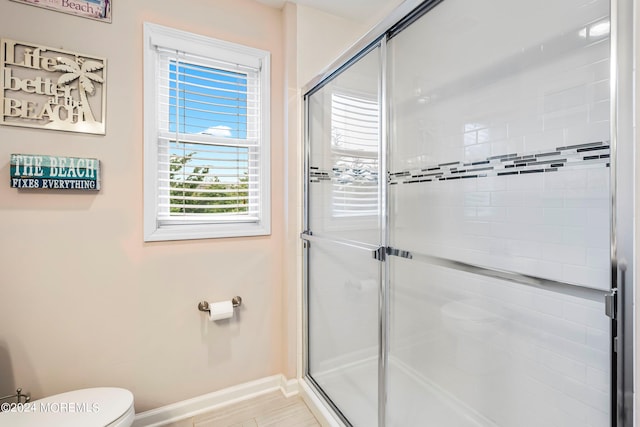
[10,154,100,190]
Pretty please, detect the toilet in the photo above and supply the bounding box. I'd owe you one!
[440,298,503,374]
[0,387,134,427]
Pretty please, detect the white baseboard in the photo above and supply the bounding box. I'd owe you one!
[132,374,300,427]
[280,376,300,398]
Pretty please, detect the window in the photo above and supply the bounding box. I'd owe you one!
[144,23,270,241]
[330,91,379,219]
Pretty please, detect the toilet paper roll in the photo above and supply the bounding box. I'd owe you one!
[208,300,234,321]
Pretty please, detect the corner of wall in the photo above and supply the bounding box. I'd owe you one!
[283,0,303,380]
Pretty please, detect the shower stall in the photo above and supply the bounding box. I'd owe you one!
[301,0,634,426]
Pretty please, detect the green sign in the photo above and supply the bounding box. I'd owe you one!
[10,153,100,190]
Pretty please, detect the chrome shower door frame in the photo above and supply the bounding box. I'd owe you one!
[301,0,636,425]
[610,0,635,425]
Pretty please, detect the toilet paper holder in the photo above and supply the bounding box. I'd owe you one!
[198,296,242,313]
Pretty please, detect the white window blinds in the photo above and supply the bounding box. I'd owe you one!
[330,92,380,218]
[144,23,270,241]
[156,48,261,223]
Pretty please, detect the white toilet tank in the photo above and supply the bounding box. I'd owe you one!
[0,387,134,427]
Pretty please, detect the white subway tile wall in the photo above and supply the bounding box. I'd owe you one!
[307,240,379,427]
[390,164,610,290]
[387,0,611,425]
[388,2,611,291]
[389,259,610,426]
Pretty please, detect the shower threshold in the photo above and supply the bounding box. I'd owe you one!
[311,355,493,427]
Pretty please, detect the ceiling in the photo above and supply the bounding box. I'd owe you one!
[255,0,401,23]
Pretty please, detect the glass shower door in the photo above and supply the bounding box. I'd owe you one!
[304,44,383,427]
[386,0,612,426]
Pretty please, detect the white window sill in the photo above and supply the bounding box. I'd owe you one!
[144,221,271,242]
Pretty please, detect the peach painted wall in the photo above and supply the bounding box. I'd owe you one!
[296,5,370,89]
[0,0,284,412]
[282,2,301,381]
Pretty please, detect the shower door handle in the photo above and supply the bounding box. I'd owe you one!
[616,261,633,426]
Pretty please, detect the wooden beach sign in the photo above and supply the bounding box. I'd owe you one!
[10,153,100,190]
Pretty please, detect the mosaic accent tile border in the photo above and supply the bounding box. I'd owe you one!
[309,168,331,183]
[309,141,610,185]
[389,141,610,185]
[310,166,378,184]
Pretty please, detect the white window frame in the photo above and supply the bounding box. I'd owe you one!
[143,22,271,241]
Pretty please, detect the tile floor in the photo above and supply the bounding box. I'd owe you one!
[164,391,321,427]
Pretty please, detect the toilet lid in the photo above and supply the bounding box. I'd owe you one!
[0,387,133,427]
[441,299,499,322]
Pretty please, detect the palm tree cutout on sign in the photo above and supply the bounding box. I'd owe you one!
[55,56,104,123]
